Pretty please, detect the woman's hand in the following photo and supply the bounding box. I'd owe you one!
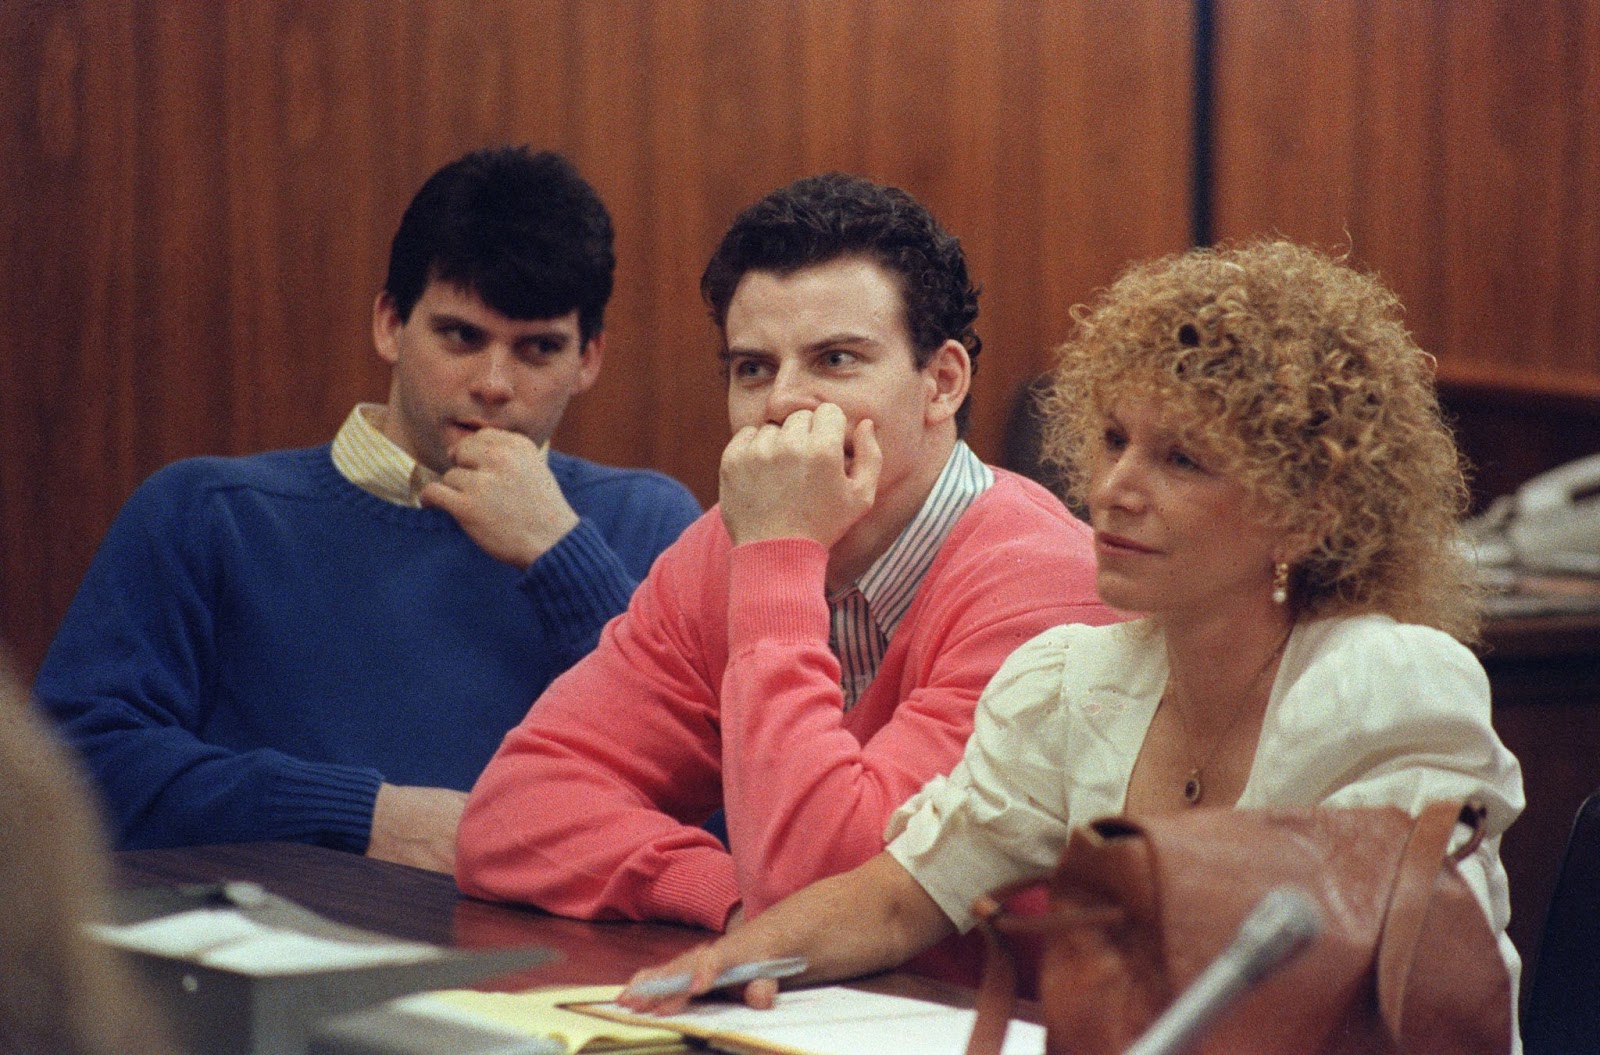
[619,941,780,1015]
[619,853,950,1017]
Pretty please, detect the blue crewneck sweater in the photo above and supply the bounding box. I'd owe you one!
[35,444,700,852]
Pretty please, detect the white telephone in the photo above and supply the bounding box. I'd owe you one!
[1462,453,1600,575]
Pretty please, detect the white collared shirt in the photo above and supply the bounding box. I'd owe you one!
[328,404,442,508]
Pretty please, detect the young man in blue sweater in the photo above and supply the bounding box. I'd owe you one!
[34,146,701,872]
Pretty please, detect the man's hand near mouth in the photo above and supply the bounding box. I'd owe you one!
[421,426,579,569]
[718,402,881,551]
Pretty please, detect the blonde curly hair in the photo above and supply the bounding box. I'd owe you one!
[1040,239,1479,641]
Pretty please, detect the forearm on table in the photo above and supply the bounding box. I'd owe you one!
[733,853,955,984]
[90,731,380,851]
[458,701,731,923]
[720,649,967,909]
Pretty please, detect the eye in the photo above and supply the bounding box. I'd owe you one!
[437,322,485,348]
[519,337,566,361]
[1101,427,1128,453]
[821,349,859,369]
[725,355,773,383]
[1167,446,1204,472]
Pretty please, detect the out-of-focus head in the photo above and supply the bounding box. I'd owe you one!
[1043,239,1477,639]
[0,651,177,1054]
[700,172,982,434]
[384,145,615,342]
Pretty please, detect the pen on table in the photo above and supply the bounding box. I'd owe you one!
[623,956,809,1000]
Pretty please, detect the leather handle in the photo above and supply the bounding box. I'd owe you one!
[964,890,1123,1055]
[964,909,1021,1055]
[1374,800,1487,1039]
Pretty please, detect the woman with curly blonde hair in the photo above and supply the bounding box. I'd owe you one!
[620,241,1524,1042]
[1040,238,1478,641]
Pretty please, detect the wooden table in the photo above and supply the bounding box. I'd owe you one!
[1476,611,1600,1003]
[112,841,991,1008]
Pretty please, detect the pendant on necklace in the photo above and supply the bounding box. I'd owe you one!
[1183,770,1203,805]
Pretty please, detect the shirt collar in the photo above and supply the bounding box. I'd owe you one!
[849,441,994,639]
[329,404,441,508]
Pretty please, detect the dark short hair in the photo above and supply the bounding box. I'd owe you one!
[701,173,982,434]
[384,146,614,343]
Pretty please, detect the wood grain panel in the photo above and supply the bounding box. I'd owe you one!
[1436,1,1600,392]
[220,2,391,457]
[1033,0,1195,351]
[1213,0,1600,395]
[555,0,657,473]
[5,0,145,674]
[629,0,731,491]
[2,0,1193,678]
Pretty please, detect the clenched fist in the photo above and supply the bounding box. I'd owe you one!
[719,403,882,549]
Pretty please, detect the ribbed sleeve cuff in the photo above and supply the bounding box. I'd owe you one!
[726,538,830,654]
[641,846,743,932]
[523,519,634,640]
[265,756,384,854]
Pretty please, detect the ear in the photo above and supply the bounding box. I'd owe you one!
[922,339,971,428]
[372,292,403,367]
[574,331,605,395]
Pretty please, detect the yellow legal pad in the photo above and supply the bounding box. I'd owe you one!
[399,985,688,1053]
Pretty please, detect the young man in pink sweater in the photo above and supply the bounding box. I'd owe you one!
[456,174,1113,934]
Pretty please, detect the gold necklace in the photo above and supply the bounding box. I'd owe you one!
[1165,630,1291,806]
[1165,686,1259,805]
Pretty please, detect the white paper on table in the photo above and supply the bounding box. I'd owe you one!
[90,907,442,975]
[585,985,1046,1055]
[90,908,272,958]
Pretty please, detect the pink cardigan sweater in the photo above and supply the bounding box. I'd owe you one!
[456,470,1113,930]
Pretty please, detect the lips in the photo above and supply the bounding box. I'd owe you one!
[446,419,493,444]
[1095,530,1159,555]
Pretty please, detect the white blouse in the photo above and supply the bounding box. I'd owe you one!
[885,614,1525,981]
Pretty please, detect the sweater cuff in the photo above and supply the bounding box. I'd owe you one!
[265,755,384,854]
[522,519,634,641]
[642,845,743,932]
[726,538,831,654]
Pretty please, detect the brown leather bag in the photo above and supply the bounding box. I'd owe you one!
[963,801,1513,1055]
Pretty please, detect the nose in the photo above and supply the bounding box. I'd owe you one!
[1088,449,1147,517]
[762,361,818,424]
[470,347,515,404]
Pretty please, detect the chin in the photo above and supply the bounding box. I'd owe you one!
[1098,587,1162,623]
[1094,575,1141,611]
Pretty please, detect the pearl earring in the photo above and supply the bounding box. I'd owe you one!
[1272,561,1289,605]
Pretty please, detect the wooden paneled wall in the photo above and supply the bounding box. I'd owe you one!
[1213,1,1600,401]
[1211,0,1600,506]
[1,0,1194,676]
[5,1,1600,680]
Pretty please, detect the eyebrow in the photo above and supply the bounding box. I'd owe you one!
[428,311,574,344]
[428,311,482,331]
[1104,411,1182,446]
[516,328,573,346]
[724,333,881,358]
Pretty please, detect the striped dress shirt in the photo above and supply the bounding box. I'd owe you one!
[830,441,994,710]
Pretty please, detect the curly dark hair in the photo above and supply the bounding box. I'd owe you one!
[701,173,982,434]
[385,145,614,342]
[1042,240,1480,640]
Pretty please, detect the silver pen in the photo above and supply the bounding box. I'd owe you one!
[624,956,809,1000]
